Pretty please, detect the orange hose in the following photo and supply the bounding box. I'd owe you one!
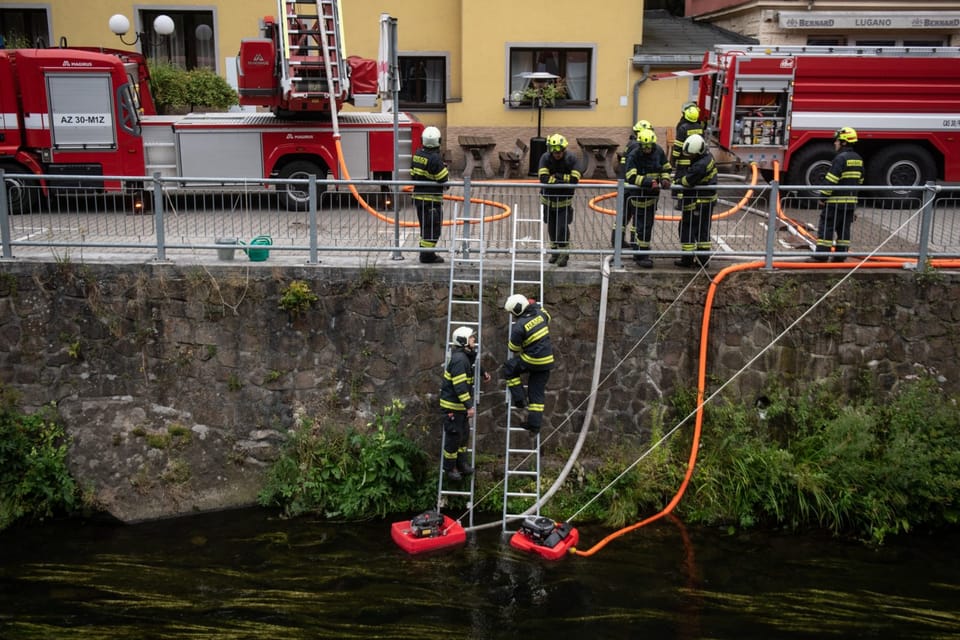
[588,163,760,222]
[334,138,512,226]
[570,255,960,556]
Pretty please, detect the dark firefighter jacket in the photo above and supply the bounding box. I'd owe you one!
[440,347,478,411]
[508,302,555,369]
[624,144,672,208]
[538,151,581,208]
[411,146,449,202]
[677,151,718,208]
[820,149,864,205]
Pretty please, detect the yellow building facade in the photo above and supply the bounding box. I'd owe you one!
[3,1,694,173]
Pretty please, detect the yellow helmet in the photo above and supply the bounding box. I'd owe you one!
[546,134,568,152]
[683,103,700,123]
[835,126,858,144]
[637,129,657,147]
[633,119,652,134]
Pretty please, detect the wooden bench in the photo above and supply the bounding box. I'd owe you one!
[498,138,529,179]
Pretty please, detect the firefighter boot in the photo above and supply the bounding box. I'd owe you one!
[456,452,474,476]
[509,384,527,409]
[548,244,559,264]
[634,248,654,269]
[444,462,462,482]
[556,243,570,267]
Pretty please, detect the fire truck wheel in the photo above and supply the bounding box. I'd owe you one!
[279,160,327,211]
[867,144,936,197]
[2,169,37,216]
[784,142,834,209]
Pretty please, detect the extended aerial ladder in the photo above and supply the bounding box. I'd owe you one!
[501,201,546,533]
[436,195,488,528]
[275,0,349,113]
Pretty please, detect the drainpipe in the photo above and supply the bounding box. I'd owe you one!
[632,64,650,125]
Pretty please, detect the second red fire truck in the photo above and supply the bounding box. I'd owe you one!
[664,45,960,197]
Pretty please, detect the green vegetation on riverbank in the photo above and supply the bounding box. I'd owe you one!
[260,376,959,544]
[0,386,78,529]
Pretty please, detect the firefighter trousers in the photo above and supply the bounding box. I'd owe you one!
[441,410,469,471]
[816,203,854,253]
[415,199,443,260]
[502,357,551,431]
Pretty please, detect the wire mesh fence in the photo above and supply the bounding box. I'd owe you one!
[1,170,957,266]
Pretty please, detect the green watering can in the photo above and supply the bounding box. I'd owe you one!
[242,235,272,262]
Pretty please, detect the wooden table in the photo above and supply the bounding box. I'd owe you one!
[459,135,497,178]
[577,137,620,179]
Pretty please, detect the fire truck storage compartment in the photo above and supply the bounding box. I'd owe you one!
[730,79,789,147]
[47,73,116,149]
[177,129,264,182]
[339,130,370,179]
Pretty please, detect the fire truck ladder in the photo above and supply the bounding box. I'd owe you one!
[436,199,488,529]
[277,0,348,107]
[501,202,546,534]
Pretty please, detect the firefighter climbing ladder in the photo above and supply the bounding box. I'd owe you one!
[436,198,488,529]
[501,203,546,534]
[277,0,348,108]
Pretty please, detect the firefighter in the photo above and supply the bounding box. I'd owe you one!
[502,294,555,434]
[617,119,653,179]
[411,126,449,264]
[674,133,718,268]
[671,102,706,178]
[439,326,489,481]
[538,134,581,267]
[622,128,672,268]
[810,127,864,262]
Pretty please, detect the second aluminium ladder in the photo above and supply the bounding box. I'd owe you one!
[436,193,486,529]
[501,200,546,533]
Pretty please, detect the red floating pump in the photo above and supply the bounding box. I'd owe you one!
[509,516,579,561]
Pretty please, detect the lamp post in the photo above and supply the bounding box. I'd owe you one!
[108,14,175,50]
[520,71,558,176]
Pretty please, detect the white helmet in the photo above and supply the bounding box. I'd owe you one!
[504,293,529,317]
[422,126,442,148]
[682,133,706,156]
[451,326,474,347]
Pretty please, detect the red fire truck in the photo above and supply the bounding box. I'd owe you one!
[0,1,422,214]
[666,45,960,197]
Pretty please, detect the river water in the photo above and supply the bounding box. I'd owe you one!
[1,508,958,639]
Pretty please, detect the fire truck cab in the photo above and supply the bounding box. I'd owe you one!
[691,45,960,196]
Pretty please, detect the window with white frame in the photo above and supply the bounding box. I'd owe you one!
[508,46,593,108]
[398,55,447,110]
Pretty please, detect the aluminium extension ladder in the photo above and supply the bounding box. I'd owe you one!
[501,201,546,533]
[277,0,348,108]
[436,193,487,528]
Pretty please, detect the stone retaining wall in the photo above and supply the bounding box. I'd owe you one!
[1,262,956,522]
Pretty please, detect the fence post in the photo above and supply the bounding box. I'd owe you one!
[308,174,319,264]
[612,178,624,269]
[152,172,166,261]
[391,175,403,261]
[764,179,779,269]
[916,181,936,270]
[0,169,11,259]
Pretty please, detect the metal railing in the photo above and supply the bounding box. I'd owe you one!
[1,169,957,267]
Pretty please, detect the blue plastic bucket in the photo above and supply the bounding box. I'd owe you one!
[246,235,272,262]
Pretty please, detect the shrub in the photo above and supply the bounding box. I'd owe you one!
[0,386,78,530]
[148,63,238,114]
[259,400,434,519]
